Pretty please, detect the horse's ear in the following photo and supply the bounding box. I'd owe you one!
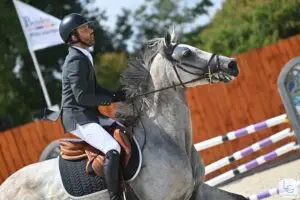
[164,32,172,49]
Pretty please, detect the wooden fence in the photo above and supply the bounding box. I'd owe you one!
[1,35,300,184]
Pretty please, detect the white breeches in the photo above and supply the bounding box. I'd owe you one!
[70,117,124,154]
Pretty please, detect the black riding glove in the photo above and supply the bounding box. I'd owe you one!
[112,90,127,102]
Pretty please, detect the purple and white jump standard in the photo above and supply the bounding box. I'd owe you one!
[205,142,300,187]
[247,180,300,200]
[194,114,289,151]
[205,128,293,175]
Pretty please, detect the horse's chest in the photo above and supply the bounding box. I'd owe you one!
[132,147,195,200]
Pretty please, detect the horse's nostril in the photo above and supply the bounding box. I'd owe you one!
[228,60,237,69]
[228,60,239,76]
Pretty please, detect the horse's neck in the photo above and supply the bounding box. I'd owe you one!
[140,87,193,154]
[135,58,193,153]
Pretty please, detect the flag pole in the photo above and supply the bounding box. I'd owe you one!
[13,0,52,108]
[29,50,52,108]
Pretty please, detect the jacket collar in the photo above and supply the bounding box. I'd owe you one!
[68,46,93,66]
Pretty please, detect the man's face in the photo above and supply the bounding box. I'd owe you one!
[75,23,95,46]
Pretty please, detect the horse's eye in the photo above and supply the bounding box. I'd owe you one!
[182,50,192,57]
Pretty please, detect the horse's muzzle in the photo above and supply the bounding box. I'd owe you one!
[227,60,239,77]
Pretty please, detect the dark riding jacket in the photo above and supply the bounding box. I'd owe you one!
[60,46,124,132]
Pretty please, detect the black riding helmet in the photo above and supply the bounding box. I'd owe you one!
[59,13,97,44]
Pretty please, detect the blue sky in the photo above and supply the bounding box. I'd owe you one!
[93,0,225,31]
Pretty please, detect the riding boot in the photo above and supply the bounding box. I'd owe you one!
[104,149,123,200]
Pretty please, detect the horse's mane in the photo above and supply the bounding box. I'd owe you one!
[115,38,164,126]
[120,38,164,98]
[115,31,177,126]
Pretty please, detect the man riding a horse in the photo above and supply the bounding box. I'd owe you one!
[0,11,247,199]
[59,13,127,200]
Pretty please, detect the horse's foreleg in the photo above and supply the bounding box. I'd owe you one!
[191,183,248,200]
[189,146,247,200]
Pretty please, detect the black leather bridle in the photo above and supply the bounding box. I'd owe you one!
[126,43,224,152]
[128,43,222,100]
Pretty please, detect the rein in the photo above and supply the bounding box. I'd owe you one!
[127,45,220,100]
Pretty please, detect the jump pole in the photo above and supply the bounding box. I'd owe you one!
[194,114,289,151]
[205,128,294,175]
[205,142,300,187]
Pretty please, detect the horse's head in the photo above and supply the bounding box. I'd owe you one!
[153,32,239,88]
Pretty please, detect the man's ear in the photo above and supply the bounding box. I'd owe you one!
[71,34,76,42]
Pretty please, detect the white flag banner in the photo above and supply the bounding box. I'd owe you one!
[13,0,64,51]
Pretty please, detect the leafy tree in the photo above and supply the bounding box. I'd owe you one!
[132,0,213,49]
[112,8,133,52]
[93,8,133,91]
[94,52,128,91]
[188,0,300,56]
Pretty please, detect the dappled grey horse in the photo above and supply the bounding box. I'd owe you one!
[0,31,247,200]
